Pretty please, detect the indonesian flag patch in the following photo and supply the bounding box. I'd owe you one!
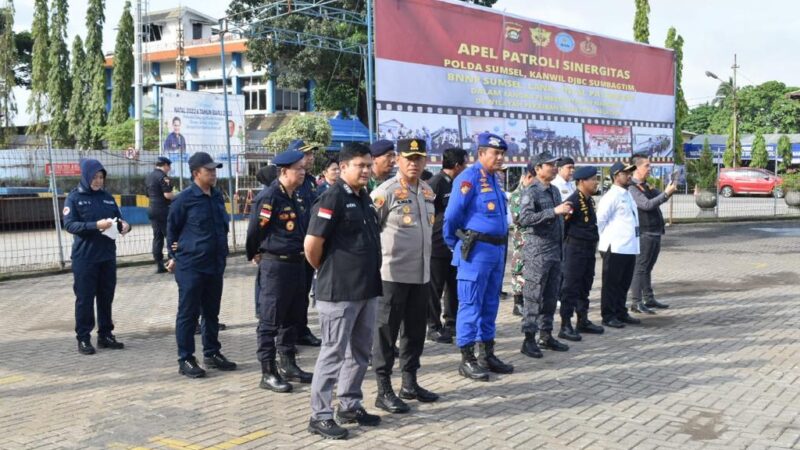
[460,181,472,195]
[317,208,333,220]
[259,205,272,227]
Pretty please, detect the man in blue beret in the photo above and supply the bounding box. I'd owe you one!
[444,132,514,381]
[246,149,314,393]
[145,156,175,273]
[368,140,396,193]
[559,166,605,341]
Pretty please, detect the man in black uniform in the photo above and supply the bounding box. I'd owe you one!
[287,139,322,347]
[145,156,175,273]
[559,166,605,341]
[246,150,314,393]
[426,147,468,344]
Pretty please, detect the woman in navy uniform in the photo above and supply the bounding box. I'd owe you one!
[63,159,131,355]
[246,150,314,393]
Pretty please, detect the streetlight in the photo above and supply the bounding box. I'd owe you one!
[706,55,739,168]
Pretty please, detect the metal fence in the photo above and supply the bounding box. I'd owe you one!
[1,146,798,276]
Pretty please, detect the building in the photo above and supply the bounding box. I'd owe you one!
[684,134,800,165]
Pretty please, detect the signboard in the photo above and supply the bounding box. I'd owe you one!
[375,0,676,160]
[161,88,246,152]
[45,163,82,176]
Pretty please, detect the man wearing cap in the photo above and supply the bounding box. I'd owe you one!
[246,149,314,394]
[508,164,536,317]
[444,132,514,382]
[286,139,323,347]
[368,140,396,193]
[596,161,641,329]
[370,138,439,413]
[166,152,237,378]
[559,166,605,341]
[516,151,573,358]
[552,157,576,200]
[426,147,468,344]
[145,156,175,273]
[627,152,677,314]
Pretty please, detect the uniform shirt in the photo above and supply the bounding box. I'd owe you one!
[516,179,564,261]
[63,160,124,262]
[163,132,186,151]
[297,173,317,227]
[371,175,435,284]
[308,179,382,302]
[552,174,576,200]
[597,184,640,255]
[145,168,173,215]
[443,162,508,265]
[167,182,230,274]
[427,171,454,259]
[245,180,307,261]
[367,174,390,194]
[316,179,334,197]
[564,190,599,243]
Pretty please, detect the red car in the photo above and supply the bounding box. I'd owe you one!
[717,168,784,198]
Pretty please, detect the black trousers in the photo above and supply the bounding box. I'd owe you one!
[175,269,223,361]
[629,234,662,304]
[73,259,116,341]
[427,256,458,330]
[149,214,168,263]
[257,259,306,362]
[373,281,427,377]
[560,241,597,321]
[298,261,314,337]
[600,252,636,322]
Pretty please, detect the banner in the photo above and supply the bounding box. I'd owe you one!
[375,0,676,160]
[161,88,246,153]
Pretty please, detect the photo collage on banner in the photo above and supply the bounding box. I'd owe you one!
[527,120,584,159]
[459,116,528,157]
[583,124,633,158]
[377,110,460,156]
[632,127,673,158]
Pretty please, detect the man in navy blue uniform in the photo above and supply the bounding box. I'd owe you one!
[246,150,314,393]
[64,159,131,355]
[145,156,175,273]
[166,152,237,378]
[286,139,322,347]
[443,132,514,381]
[252,164,278,318]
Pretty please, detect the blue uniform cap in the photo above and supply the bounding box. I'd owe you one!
[477,132,507,150]
[287,139,318,153]
[273,150,305,167]
[573,166,598,180]
[156,156,172,166]
[610,161,636,177]
[188,152,222,171]
[369,139,395,157]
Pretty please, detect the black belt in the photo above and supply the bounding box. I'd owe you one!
[565,236,597,249]
[458,229,507,245]
[262,252,305,263]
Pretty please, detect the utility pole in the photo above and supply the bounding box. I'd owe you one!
[731,54,739,168]
[133,0,143,151]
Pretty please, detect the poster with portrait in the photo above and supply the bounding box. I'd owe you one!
[632,126,673,157]
[583,124,632,158]
[377,110,460,155]
[527,120,584,158]
[460,116,528,156]
[161,88,246,152]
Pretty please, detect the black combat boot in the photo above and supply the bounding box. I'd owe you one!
[178,356,206,378]
[576,314,604,334]
[477,340,514,374]
[458,344,490,381]
[520,332,543,358]
[538,330,569,351]
[375,376,410,413]
[204,351,237,371]
[78,339,96,355]
[557,320,582,342]
[97,335,125,349]
[278,351,313,383]
[260,360,292,393]
[399,371,439,402]
[512,294,524,316]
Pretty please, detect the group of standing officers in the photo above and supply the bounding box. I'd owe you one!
[62,131,677,441]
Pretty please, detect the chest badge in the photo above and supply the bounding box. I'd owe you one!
[402,205,411,214]
[402,215,413,225]
[487,201,496,211]
[286,220,295,231]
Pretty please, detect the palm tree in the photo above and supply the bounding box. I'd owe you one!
[711,76,735,107]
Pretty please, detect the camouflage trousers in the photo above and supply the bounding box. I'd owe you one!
[510,229,525,296]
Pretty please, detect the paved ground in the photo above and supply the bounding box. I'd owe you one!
[0,220,799,449]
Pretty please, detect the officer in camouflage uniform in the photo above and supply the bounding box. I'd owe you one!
[508,166,535,317]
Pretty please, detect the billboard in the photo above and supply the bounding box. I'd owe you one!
[375,0,676,163]
[161,88,246,153]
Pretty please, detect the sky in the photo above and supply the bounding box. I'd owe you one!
[10,0,800,124]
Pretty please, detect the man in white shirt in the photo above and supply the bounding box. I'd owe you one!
[551,157,576,200]
[596,161,641,329]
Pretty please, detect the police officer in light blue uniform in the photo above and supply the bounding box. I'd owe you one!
[444,132,514,381]
[63,159,131,355]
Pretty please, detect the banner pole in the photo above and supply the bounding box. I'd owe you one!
[366,0,375,142]
[46,136,66,270]
[219,19,237,251]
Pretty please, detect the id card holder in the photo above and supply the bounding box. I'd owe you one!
[635,226,640,237]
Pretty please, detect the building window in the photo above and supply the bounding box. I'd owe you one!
[196,79,233,94]
[192,23,203,40]
[275,87,307,112]
[144,24,162,41]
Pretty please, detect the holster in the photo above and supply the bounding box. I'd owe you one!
[456,229,477,262]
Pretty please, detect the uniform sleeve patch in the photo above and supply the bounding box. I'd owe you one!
[373,196,385,208]
[460,181,472,195]
[317,208,333,220]
[62,206,70,216]
[259,206,272,228]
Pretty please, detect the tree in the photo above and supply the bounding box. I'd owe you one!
[711,77,734,107]
[0,3,16,137]
[103,118,159,149]
[46,0,71,146]
[633,0,650,44]
[109,1,133,125]
[724,120,742,168]
[665,27,687,164]
[67,35,90,148]
[688,137,716,189]
[27,0,49,136]
[749,131,768,169]
[777,134,792,173]
[708,81,800,135]
[13,30,32,88]
[263,114,332,173]
[684,103,716,134]
[84,0,106,148]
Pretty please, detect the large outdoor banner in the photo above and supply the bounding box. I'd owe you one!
[161,88,246,152]
[375,0,676,161]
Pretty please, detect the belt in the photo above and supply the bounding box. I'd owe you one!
[464,230,507,245]
[262,252,305,263]
[565,236,597,249]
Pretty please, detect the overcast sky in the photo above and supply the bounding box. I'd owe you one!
[11,0,800,124]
